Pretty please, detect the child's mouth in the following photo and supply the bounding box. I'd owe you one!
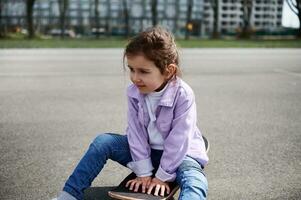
[136,85,145,88]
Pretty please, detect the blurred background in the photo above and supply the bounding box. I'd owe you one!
[0,0,300,40]
[1,1,301,200]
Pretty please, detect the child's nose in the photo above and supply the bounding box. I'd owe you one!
[132,73,141,83]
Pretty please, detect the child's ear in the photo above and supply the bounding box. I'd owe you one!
[165,64,176,79]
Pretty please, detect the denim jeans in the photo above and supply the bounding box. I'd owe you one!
[60,133,208,200]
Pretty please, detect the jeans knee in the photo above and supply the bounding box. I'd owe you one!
[93,133,111,144]
[91,133,114,154]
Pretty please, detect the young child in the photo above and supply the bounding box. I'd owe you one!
[54,27,209,200]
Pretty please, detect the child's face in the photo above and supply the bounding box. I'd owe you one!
[127,55,168,94]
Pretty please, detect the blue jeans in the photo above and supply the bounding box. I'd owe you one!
[61,133,208,200]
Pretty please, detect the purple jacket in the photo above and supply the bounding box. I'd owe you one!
[126,77,209,182]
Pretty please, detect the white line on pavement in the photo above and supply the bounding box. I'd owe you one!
[273,69,301,78]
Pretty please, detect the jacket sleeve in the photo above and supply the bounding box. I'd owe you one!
[126,96,154,177]
[155,91,196,182]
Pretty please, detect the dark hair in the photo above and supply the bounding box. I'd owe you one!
[124,26,181,76]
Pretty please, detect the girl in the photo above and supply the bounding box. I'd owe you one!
[54,27,208,200]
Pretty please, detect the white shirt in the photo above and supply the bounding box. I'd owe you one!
[145,85,168,150]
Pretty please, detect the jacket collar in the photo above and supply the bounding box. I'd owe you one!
[158,76,180,107]
[127,76,180,107]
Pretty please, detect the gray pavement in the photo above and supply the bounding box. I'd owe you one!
[0,49,300,200]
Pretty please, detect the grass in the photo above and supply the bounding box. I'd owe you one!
[177,38,301,48]
[1,36,301,48]
[0,37,128,48]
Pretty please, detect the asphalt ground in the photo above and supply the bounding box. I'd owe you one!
[0,49,300,200]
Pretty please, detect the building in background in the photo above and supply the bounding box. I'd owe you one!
[251,0,283,31]
[1,0,284,37]
[202,0,283,35]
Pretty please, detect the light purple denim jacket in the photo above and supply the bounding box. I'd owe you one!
[126,77,209,182]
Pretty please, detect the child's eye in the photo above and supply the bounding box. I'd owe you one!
[140,70,149,74]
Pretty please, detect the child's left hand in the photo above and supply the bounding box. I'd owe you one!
[147,177,170,196]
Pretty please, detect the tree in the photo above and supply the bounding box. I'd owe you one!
[122,0,130,37]
[151,0,158,26]
[239,0,253,39]
[58,0,69,38]
[209,0,220,38]
[286,0,301,38]
[0,0,5,38]
[105,0,111,36]
[26,0,36,38]
[175,0,180,36]
[94,0,100,38]
[185,0,193,40]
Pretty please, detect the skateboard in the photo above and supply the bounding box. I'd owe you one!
[107,135,210,200]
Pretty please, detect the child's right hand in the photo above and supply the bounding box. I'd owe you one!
[126,176,152,193]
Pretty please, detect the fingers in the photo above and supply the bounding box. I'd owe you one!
[126,179,138,191]
[129,180,136,191]
[147,182,170,196]
[142,182,147,193]
[125,178,150,193]
[166,184,170,195]
[147,183,163,196]
[125,179,132,188]
[155,184,162,196]
[126,177,169,196]
[134,181,141,192]
[147,183,154,195]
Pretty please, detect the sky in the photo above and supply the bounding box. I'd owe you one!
[282,0,300,28]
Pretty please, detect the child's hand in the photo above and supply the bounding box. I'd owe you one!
[126,176,152,193]
[147,177,170,197]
